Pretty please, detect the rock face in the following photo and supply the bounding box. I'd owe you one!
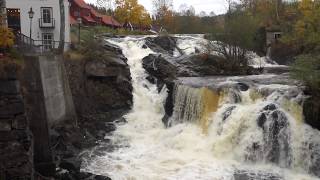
[142,54,258,80]
[0,61,34,179]
[145,36,179,55]
[65,40,133,117]
[303,93,320,131]
[47,40,133,180]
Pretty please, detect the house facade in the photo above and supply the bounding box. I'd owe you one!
[6,0,70,51]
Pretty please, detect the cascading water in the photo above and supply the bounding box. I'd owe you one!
[81,36,320,180]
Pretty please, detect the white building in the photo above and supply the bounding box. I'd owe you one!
[6,0,70,51]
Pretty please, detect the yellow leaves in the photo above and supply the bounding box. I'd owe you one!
[294,20,306,39]
[0,27,14,48]
[114,0,152,27]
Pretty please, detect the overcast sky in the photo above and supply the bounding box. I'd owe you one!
[84,0,228,15]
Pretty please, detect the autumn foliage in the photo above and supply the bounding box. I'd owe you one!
[0,27,14,49]
[114,0,152,28]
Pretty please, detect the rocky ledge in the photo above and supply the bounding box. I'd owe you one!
[51,39,133,179]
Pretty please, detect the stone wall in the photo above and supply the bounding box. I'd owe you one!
[0,62,34,179]
[22,54,76,176]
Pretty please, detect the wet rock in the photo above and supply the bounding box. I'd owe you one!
[234,170,283,180]
[60,158,81,172]
[145,36,178,55]
[309,143,320,177]
[142,54,177,83]
[222,106,237,121]
[257,113,267,128]
[237,83,249,91]
[263,104,277,111]
[303,95,320,130]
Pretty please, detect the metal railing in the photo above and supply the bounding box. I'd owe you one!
[33,40,70,53]
[39,18,55,28]
[14,32,70,54]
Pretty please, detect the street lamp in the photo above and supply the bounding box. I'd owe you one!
[77,17,82,44]
[28,7,34,45]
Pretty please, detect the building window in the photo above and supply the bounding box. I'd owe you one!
[41,7,52,23]
[42,33,54,50]
[274,33,281,40]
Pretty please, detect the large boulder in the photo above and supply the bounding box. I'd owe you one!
[142,54,177,82]
[145,36,178,55]
[142,53,256,80]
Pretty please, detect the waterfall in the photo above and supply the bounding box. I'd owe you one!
[170,82,320,177]
[81,36,320,180]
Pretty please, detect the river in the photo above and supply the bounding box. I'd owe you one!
[81,35,320,180]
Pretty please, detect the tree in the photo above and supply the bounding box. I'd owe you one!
[153,0,174,29]
[282,0,320,52]
[153,0,173,14]
[199,11,207,17]
[58,0,65,53]
[0,27,14,49]
[208,11,259,69]
[291,54,320,92]
[114,0,152,28]
[209,11,216,17]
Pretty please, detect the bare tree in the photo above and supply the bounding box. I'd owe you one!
[209,11,216,17]
[199,11,207,17]
[58,0,65,53]
[179,3,189,15]
[153,0,173,16]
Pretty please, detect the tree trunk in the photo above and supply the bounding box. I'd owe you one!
[0,0,7,26]
[58,0,65,53]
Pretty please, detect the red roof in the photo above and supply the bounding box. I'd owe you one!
[73,0,91,9]
[70,15,77,25]
[82,15,96,23]
[101,16,121,27]
[90,7,101,18]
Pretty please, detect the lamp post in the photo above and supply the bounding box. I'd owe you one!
[77,17,82,44]
[28,7,34,46]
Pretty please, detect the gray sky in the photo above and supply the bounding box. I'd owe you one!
[84,0,228,15]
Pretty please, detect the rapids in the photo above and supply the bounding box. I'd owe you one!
[81,36,320,180]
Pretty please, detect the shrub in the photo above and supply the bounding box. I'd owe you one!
[290,54,320,92]
[0,27,14,49]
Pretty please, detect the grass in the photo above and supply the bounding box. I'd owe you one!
[64,50,85,61]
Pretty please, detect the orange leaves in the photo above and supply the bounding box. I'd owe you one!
[114,0,152,27]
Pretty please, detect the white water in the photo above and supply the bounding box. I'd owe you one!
[81,36,320,180]
[174,34,285,68]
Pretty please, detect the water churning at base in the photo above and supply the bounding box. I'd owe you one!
[81,36,320,180]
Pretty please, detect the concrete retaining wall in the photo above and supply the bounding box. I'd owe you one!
[22,54,76,176]
[39,55,76,125]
